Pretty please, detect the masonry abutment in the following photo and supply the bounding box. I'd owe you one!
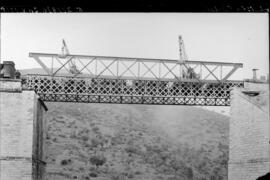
[228,82,270,180]
[0,75,48,180]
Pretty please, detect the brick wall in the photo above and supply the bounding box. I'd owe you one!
[0,80,47,180]
[228,83,270,180]
[0,158,32,180]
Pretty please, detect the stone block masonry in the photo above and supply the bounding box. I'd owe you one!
[228,83,270,180]
[0,79,47,180]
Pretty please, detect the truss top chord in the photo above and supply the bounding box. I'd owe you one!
[29,52,243,82]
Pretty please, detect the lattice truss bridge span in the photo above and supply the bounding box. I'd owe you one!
[22,53,244,106]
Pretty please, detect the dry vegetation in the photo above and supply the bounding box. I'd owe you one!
[44,102,229,180]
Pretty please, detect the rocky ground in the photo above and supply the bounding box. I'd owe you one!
[44,102,229,180]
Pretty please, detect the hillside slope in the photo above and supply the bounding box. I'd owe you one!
[44,102,229,180]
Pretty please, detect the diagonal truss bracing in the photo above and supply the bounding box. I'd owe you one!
[29,53,243,82]
[23,75,244,106]
[25,52,244,106]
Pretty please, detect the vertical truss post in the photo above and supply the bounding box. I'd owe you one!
[179,63,182,79]
[51,57,54,74]
[94,59,97,75]
[159,62,161,79]
[138,62,140,79]
[220,65,223,80]
[117,60,119,77]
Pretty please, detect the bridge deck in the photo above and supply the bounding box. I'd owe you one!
[24,53,244,106]
[23,75,244,106]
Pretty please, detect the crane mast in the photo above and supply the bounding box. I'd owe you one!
[61,39,80,74]
[61,39,70,56]
[178,35,188,79]
[178,35,188,62]
[178,35,199,79]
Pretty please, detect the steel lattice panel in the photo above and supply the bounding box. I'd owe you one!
[23,75,244,106]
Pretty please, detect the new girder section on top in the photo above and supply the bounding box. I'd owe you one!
[29,52,243,83]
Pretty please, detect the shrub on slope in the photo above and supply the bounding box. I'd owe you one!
[44,102,229,180]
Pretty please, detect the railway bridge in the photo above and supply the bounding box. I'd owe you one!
[0,55,269,180]
[22,52,244,106]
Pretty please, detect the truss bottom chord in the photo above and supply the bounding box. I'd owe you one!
[24,75,243,106]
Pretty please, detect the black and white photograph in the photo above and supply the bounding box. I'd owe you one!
[0,13,269,180]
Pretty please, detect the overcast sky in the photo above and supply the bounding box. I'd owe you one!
[0,13,269,80]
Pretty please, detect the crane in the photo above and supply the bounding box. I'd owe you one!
[61,39,70,56]
[178,35,198,79]
[178,35,188,62]
[60,39,81,74]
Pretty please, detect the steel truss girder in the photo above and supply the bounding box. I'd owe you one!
[29,53,243,82]
[23,75,244,106]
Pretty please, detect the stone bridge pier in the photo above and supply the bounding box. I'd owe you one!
[0,62,48,180]
[229,82,270,180]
